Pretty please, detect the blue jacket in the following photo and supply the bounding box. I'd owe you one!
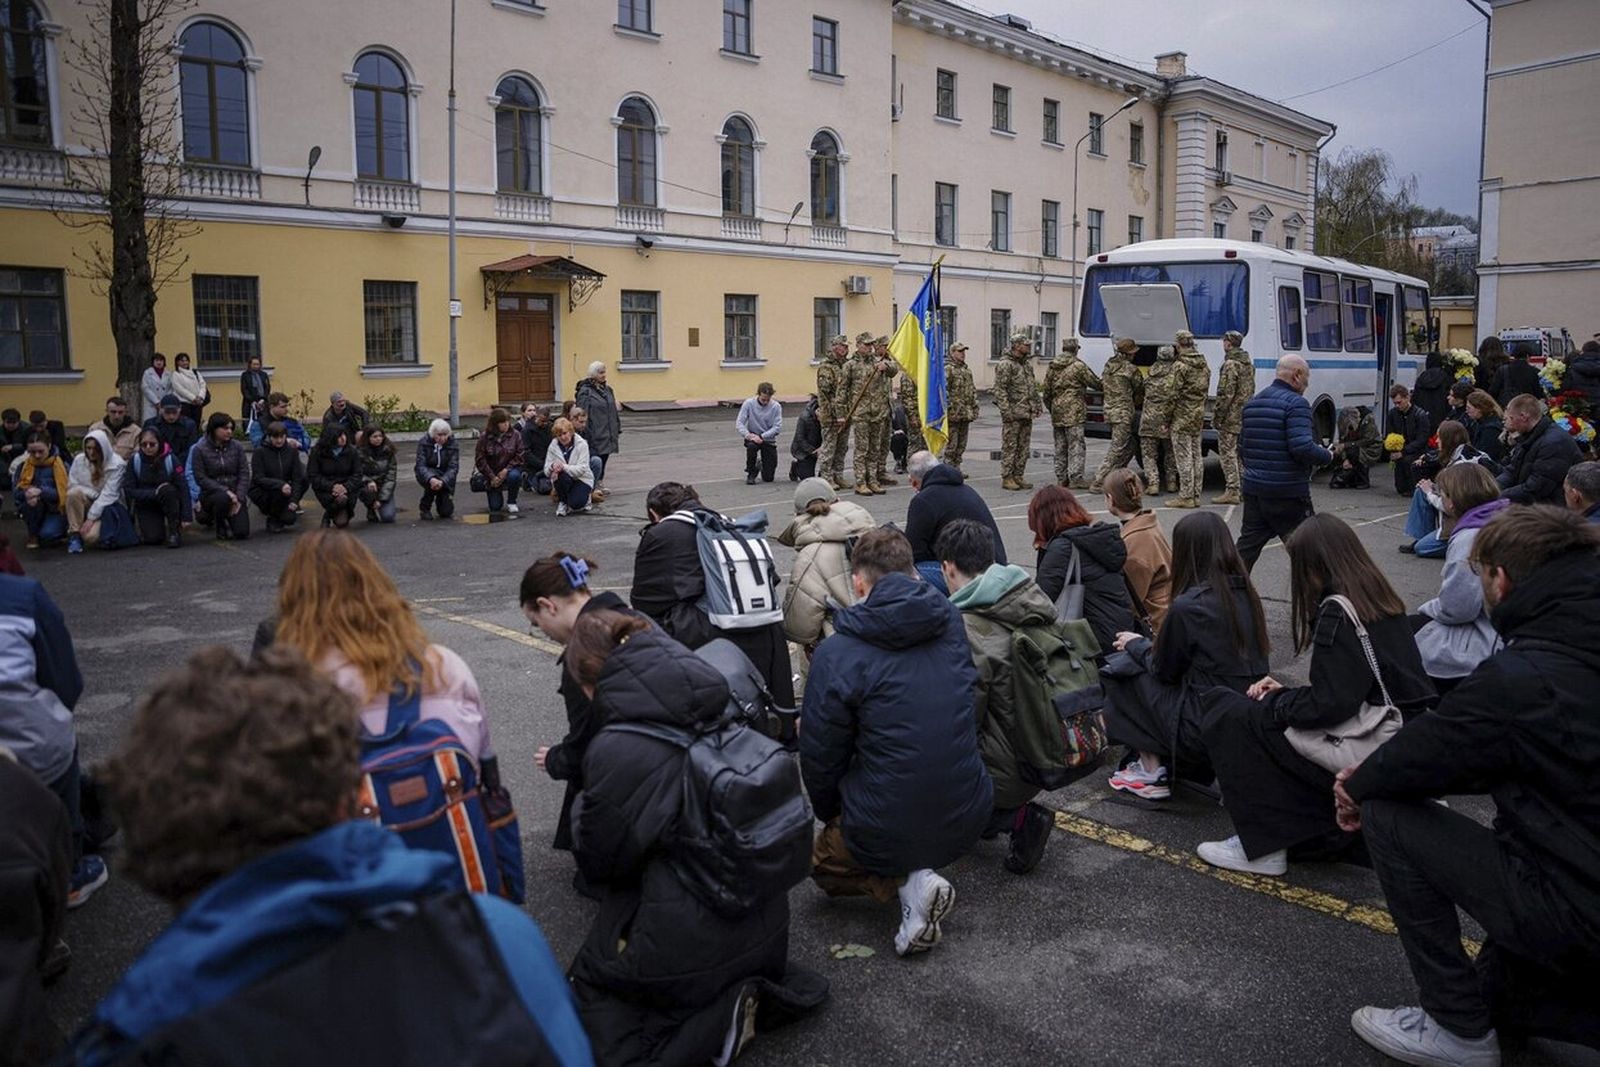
[801,572,993,875]
[1240,379,1332,498]
[248,415,310,451]
[72,822,592,1066]
[0,574,82,783]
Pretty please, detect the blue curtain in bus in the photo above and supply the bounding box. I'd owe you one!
[1080,263,1249,337]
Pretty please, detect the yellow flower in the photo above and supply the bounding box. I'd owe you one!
[1384,433,1406,452]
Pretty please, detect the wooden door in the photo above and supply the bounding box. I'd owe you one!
[495,294,555,402]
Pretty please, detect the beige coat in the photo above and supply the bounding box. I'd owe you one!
[1118,510,1173,632]
[775,499,876,646]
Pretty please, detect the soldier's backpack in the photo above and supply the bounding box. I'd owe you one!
[1008,617,1108,789]
[670,507,785,631]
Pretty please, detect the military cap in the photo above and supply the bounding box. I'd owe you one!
[874,335,890,346]
[854,330,876,345]
[1009,327,1032,344]
[1114,337,1137,353]
[1175,329,1196,346]
[1060,338,1081,353]
[1223,330,1243,346]
[1157,344,1176,358]
[829,333,849,347]
[949,341,969,352]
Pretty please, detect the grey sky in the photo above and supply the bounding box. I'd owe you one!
[972,0,1488,217]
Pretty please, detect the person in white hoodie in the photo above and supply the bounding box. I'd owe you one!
[64,429,126,554]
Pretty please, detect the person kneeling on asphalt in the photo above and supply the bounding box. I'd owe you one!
[737,382,782,485]
[414,419,459,520]
[248,422,307,533]
[936,519,1057,875]
[191,413,251,542]
[800,527,993,956]
[544,417,594,517]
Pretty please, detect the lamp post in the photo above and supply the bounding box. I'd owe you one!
[446,0,460,426]
[1070,95,1140,338]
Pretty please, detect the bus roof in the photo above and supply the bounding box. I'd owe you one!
[1095,238,1431,290]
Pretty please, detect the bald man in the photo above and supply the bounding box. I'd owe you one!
[1235,355,1333,571]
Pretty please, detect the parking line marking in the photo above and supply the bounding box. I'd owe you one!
[414,604,566,656]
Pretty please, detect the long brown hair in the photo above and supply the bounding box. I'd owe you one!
[1027,484,1091,549]
[1436,419,1469,458]
[274,530,440,700]
[1465,389,1503,420]
[1285,514,1406,653]
[565,609,651,690]
[1103,468,1144,515]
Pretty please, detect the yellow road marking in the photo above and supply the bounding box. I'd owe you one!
[413,603,566,657]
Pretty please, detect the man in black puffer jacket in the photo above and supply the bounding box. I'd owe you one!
[904,452,1006,591]
[1490,350,1544,408]
[1566,340,1600,414]
[1497,395,1581,505]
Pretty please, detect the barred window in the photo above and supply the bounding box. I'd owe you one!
[363,280,418,364]
[0,266,66,370]
[724,294,757,361]
[813,297,840,360]
[192,274,260,365]
[620,290,659,363]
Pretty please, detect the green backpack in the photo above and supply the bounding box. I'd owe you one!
[1008,618,1107,790]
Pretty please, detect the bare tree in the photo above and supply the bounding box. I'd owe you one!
[1314,147,1431,280]
[51,0,198,404]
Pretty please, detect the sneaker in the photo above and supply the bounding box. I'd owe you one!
[746,474,758,485]
[555,502,569,517]
[1351,1006,1501,1067]
[1399,542,1417,555]
[24,538,39,549]
[1196,835,1287,876]
[1109,761,1172,801]
[1004,802,1054,875]
[66,535,83,555]
[578,504,593,513]
[712,983,760,1067]
[506,502,520,514]
[894,869,955,957]
[67,855,109,909]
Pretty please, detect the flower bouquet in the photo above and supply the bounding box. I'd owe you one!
[1443,348,1478,381]
[1539,357,1568,396]
[1383,432,1406,453]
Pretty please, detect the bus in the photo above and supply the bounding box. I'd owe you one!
[1075,238,1432,448]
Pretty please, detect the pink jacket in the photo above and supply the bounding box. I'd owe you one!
[322,644,493,760]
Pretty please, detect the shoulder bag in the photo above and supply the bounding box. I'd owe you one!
[1051,541,1085,623]
[1283,594,1403,773]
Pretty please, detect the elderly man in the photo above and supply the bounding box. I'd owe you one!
[1236,355,1333,571]
[1497,394,1581,506]
[1565,461,1600,523]
[904,450,1006,593]
[321,392,368,446]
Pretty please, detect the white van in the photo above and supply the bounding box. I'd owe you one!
[1498,326,1574,363]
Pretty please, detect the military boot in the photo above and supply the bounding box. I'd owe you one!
[1211,491,1241,505]
[1001,478,1023,491]
[1169,497,1200,509]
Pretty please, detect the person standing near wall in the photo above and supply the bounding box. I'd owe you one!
[942,343,977,473]
[816,335,852,491]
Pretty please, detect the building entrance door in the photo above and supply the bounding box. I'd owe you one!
[494,293,555,401]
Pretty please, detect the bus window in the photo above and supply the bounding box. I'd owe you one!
[1304,270,1341,350]
[1401,285,1430,354]
[1341,277,1374,352]
[1078,262,1248,337]
[1278,285,1302,350]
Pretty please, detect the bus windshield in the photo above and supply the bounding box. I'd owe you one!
[1079,262,1249,338]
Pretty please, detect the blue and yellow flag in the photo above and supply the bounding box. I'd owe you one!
[889,263,946,456]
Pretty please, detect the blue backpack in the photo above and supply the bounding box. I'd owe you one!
[356,683,525,904]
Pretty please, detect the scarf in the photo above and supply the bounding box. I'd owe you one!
[17,454,68,503]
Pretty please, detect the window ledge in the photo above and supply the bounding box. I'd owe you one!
[933,114,962,127]
[991,127,1016,139]
[1087,151,1107,160]
[490,0,546,16]
[617,360,672,372]
[613,24,660,42]
[192,366,274,382]
[720,359,768,369]
[809,69,844,85]
[359,363,433,379]
[1041,139,1064,151]
[1128,160,1148,170]
[0,370,85,385]
[720,48,760,64]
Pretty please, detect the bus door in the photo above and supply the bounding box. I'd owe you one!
[1374,289,1394,401]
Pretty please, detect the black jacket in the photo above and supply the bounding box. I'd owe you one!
[1469,414,1506,462]
[800,572,993,874]
[1265,603,1434,731]
[1411,365,1453,431]
[1567,350,1600,413]
[569,627,793,1067]
[321,403,368,441]
[239,369,271,418]
[414,438,459,487]
[1498,415,1583,505]
[142,415,199,465]
[124,450,180,505]
[1492,359,1544,407]
[306,443,363,503]
[0,755,69,1064]
[1347,549,1600,927]
[904,463,1006,565]
[520,420,553,469]
[791,400,822,459]
[1147,578,1270,692]
[1386,404,1432,461]
[250,442,304,496]
[547,591,629,852]
[1036,522,1138,652]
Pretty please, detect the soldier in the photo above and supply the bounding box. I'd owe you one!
[1090,337,1143,492]
[846,331,890,495]
[815,333,852,490]
[896,371,928,471]
[871,336,898,486]
[1166,329,1212,509]
[1040,337,1102,488]
[943,342,977,472]
[1211,329,1255,504]
[993,327,1042,491]
[1140,345,1178,496]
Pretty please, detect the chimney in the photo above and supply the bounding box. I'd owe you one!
[1155,51,1187,78]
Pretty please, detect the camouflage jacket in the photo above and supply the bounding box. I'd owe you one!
[1212,349,1255,433]
[1336,406,1383,466]
[816,355,850,422]
[897,374,923,431]
[945,361,978,422]
[1167,351,1212,435]
[845,353,892,419]
[1101,353,1143,425]
[993,353,1042,421]
[1143,353,1179,433]
[1040,354,1103,427]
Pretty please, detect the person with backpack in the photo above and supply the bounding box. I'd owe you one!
[1029,484,1139,653]
[565,609,824,1067]
[125,429,184,547]
[801,527,993,956]
[62,645,591,1067]
[939,519,1097,875]
[774,478,875,654]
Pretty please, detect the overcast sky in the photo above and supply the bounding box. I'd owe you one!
[972,0,1489,217]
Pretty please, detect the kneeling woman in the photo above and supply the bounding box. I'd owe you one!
[544,417,594,517]
[307,426,363,528]
[565,610,821,1066]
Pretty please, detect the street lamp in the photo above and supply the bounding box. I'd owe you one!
[1070,95,1140,338]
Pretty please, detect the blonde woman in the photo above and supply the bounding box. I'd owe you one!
[543,417,594,516]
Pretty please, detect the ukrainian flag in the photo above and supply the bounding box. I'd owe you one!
[889,262,946,456]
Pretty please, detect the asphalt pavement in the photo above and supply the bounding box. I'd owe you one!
[21,408,1586,1065]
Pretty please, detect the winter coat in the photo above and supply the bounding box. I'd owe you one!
[546,591,631,852]
[125,449,181,507]
[140,367,173,422]
[1117,510,1172,631]
[790,399,822,459]
[69,822,592,1067]
[545,435,594,485]
[1566,349,1600,413]
[142,414,200,468]
[1491,359,1544,407]
[1413,501,1508,680]
[86,417,140,461]
[0,754,69,1063]
[1240,380,1333,498]
[239,368,271,420]
[1262,603,1434,732]
[1469,414,1506,462]
[570,628,796,1067]
[0,575,83,785]
[1335,406,1383,468]
[1387,404,1432,463]
[321,402,369,442]
[414,437,459,488]
[67,430,127,522]
[521,419,553,468]
[191,436,250,500]
[575,378,621,457]
[1036,522,1139,652]
[306,443,362,504]
[1498,415,1583,505]
[170,366,207,406]
[1411,364,1453,430]
[361,445,399,503]
[775,499,875,646]
[1212,349,1255,433]
[949,564,1055,809]
[904,463,1006,565]
[474,429,525,479]
[801,572,993,873]
[1346,548,1600,933]
[1142,578,1270,692]
[1040,353,1101,427]
[250,442,303,498]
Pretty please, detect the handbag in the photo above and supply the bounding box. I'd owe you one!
[1051,541,1085,623]
[1283,594,1403,774]
[468,471,488,493]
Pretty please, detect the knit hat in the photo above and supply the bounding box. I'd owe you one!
[794,476,837,514]
[159,393,181,409]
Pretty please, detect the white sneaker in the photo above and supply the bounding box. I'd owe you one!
[1351,1006,1501,1067]
[711,983,759,1066]
[894,869,955,957]
[506,502,520,514]
[1196,835,1287,876]
[555,502,568,517]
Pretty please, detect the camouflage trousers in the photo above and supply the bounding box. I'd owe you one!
[818,421,848,484]
[1092,421,1138,486]
[1217,429,1241,494]
[1000,419,1033,482]
[1172,431,1203,502]
[942,420,971,470]
[1139,434,1174,491]
[1053,424,1087,486]
[874,415,897,480]
[853,418,889,488]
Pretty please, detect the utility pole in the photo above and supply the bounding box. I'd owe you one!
[1070,96,1141,338]
[447,0,461,426]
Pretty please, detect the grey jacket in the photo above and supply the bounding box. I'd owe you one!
[1414,527,1501,679]
[575,377,621,456]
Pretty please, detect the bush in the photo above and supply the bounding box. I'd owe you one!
[361,394,433,433]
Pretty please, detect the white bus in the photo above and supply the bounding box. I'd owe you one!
[1075,238,1433,447]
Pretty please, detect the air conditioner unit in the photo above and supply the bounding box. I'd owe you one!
[1217,170,1233,186]
[844,275,872,295]
[1024,325,1044,347]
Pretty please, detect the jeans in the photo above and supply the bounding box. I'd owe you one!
[1236,494,1313,572]
[589,457,604,485]
[484,466,522,512]
[744,440,777,481]
[1413,529,1446,558]
[46,747,84,866]
[359,484,397,523]
[555,471,591,511]
[13,487,66,544]
[1404,486,1439,540]
[420,484,455,518]
[526,469,553,495]
[915,559,949,595]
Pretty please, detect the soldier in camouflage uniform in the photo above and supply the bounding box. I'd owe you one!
[942,341,977,471]
[1165,329,1212,508]
[897,372,928,466]
[1140,345,1178,496]
[1040,337,1102,488]
[1090,337,1143,492]
[993,327,1041,490]
[1210,329,1254,504]
[846,331,891,495]
[815,333,852,489]
[871,336,899,486]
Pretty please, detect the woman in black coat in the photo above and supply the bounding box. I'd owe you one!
[1196,515,1434,876]
[124,429,183,547]
[305,427,363,528]
[1028,484,1138,653]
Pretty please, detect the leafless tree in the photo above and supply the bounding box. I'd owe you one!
[1314,147,1432,281]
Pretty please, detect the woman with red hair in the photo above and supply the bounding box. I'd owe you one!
[1027,484,1139,652]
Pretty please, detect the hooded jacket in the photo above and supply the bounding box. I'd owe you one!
[1036,521,1138,652]
[1468,413,1505,462]
[67,429,127,522]
[1498,415,1583,505]
[775,498,876,647]
[1411,360,1454,430]
[361,443,399,503]
[546,591,631,853]
[575,377,621,457]
[790,398,822,459]
[0,575,82,785]
[1413,498,1510,679]
[904,463,1007,565]
[801,573,993,874]
[86,417,140,461]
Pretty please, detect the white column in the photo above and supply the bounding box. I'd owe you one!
[1171,111,1210,238]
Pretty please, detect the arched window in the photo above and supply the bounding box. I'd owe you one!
[353,51,410,182]
[0,0,50,146]
[809,131,840,225]
[179,22,250,166]
[495,76,541,194]
[616,96,656,207]
[720,116,754,217]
